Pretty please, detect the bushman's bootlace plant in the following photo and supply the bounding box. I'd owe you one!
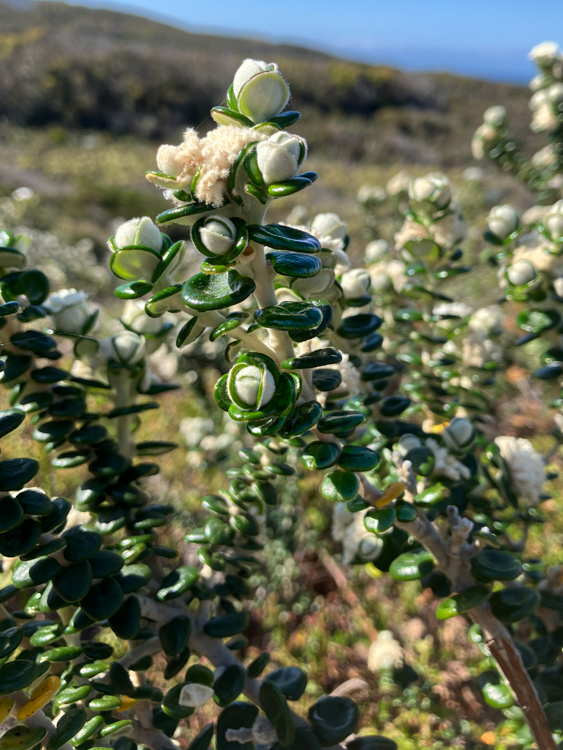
[106,55,563,749]
[2,48,563,750]
[0,61,395,750]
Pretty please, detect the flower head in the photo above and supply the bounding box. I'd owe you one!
[232,59,290,123]
[495,436,546,506]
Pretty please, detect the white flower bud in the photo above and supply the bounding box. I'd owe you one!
[256,132,306,185]
[386,170,412,196]
[369,271,392,293]
[471,123,498,160]
[291,268,335,298]
[358,535,382,561]
[365,239,389,264]
[443,417,475,451]
[109,331,146,366]
[487,205,520,241]
[233,59,290,124]
[46,289,91,335]
[507,260,536,286]
[233,365,276,409]
[409,173,451,210]
[483,105,506,128]
[544,201,563,240]
[547,82,563,105]
[310,213,347,242]
[357,185,386,205]
[178,684,214,708]
[122,300,165,336]
[115,217,163,252]
[397,434,422,456]
[554,277,563,297]
[529,42,560,66]
[340,268,371,299]
[199,217,237,255]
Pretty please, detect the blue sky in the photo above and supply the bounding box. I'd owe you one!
[44,0,563,82]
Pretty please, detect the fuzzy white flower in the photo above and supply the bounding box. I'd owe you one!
[46,288,90,334]
[529,42,560,66]
[495,436,546,506]
[150,126,268,208]
[468,305,503,334]
[426,438,471,482]
[367,631,404,673]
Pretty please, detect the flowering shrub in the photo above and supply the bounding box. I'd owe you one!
[1,44,563,750]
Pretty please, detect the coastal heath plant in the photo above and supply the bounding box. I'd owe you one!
[0,60,393,750]
[1,45,563,750]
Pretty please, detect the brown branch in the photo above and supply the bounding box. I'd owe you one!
[360,478,556,750]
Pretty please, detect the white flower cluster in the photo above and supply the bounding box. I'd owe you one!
[367,631,404,673]
[331,503,381,565]
[426,438,471,482]
[494,436,546,506]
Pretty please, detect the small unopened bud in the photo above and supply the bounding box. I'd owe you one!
[483,105,506,128]
[507,260,537,286]
[233,59,290,124]
[115,217,163,252]
[409,173,451,210]
[397,434,422,456]
[110,331,146,366]
[443,417,475,451]
[231,365,276,410]
[310,213,347,242]
[340,268,371,299]
[487,205,520,241]
[199,217,237,255]
[358,536,383,561]
[365,239,389,264]
[544,200,563,241]
[256,132,306,185]
[47,289,91,335]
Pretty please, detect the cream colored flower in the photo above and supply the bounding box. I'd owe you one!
[495,436,546,506]
[150,126,268,207]
[426,438,471,481]
[367,631,404,672]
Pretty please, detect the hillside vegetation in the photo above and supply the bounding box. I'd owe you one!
[0,1,543,165]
